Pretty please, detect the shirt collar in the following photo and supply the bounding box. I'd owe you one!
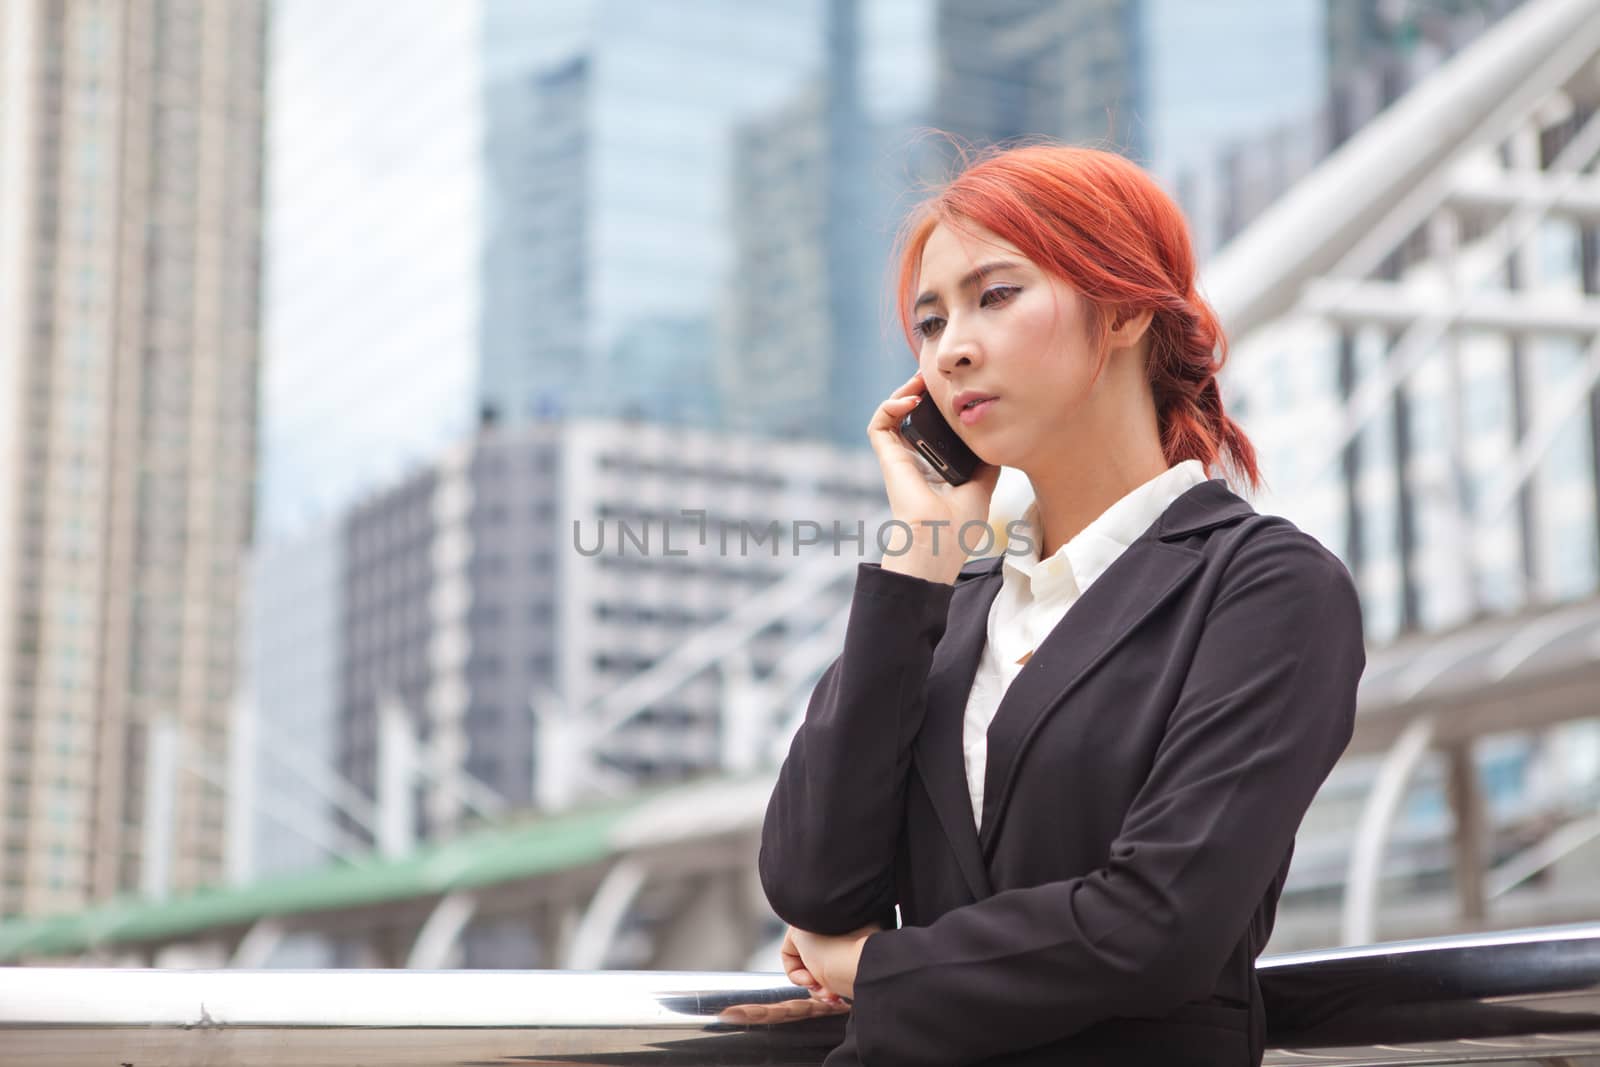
[1001,459,1210,598]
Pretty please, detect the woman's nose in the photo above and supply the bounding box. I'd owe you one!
[935,320,980,375]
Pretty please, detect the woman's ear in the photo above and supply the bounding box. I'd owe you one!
[1108,307,1155,351]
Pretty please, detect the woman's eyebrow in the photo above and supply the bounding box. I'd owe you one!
[913,260,1025,310]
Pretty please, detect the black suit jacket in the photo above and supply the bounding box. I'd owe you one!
[760,479,1366,1066]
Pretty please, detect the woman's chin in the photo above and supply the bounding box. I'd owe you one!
[968,439,1009,470]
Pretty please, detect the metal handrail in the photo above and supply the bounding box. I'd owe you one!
[2,923,1598,1065]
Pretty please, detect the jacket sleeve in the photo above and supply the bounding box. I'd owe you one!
[848,527,1367,1064]
[759,561,956,935]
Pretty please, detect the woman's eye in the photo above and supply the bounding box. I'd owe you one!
[981,285,1020,307]
[912,315,945,340]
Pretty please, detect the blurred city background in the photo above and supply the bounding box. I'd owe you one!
[0,0,1597,976]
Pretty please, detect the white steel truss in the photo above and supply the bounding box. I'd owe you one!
[1205,0,1600,944]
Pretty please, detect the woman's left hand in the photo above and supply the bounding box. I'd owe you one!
[786,923,881,1001]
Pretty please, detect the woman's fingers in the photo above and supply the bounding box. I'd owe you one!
[868,394,1003,556]
[718,996,849,1026]
[871,370,926,418]
[867,374,958,524]
[867,374,927,440]
[780,927,819,990]
[781,925,851,1008]
[889,370,926,398]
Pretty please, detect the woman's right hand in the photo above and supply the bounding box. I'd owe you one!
[868,371,1000,582]
[781,925,845,1007]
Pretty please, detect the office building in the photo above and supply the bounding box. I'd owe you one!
[931,1,1322,174]
[0,0,266,916]
[720,0,941,446]
[257,419,885,849]
[1177,0,1531,257]
[477,0,826,431]
[1327,0,1527,146]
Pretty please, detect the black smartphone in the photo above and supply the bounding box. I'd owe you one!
[899,394,983,486]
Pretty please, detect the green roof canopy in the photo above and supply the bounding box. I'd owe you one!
[0,796,642,962]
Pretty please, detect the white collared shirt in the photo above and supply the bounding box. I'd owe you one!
[962,460,1210,828]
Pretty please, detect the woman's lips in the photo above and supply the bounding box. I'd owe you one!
[958,397,997,426]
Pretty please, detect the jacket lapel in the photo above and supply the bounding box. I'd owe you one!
[911,559,1002,901]
[976,479,1257,855]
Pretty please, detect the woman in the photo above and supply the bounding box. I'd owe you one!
[758,143,1366,1066]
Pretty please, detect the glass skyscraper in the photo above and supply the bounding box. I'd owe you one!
[266,0,1329,533]
[478,0,829,430]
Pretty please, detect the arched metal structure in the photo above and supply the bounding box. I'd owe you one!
[1205,0,1600,945]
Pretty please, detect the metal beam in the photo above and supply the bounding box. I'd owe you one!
[1486,599,1600,681]
[1205,0,1600,337]
[1300,283,1600,334]
[588,523,874,738]
[252,720,379,836]
[1303,103,1600,494]
[407,892,477,970]
[565,858,650,970]
[1488,811,1600,899]
[1474,330,1600,526]
[229,919,287,970]
[1452,171,1600,223]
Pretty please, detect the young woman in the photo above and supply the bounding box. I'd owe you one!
[759,144,1366,1066]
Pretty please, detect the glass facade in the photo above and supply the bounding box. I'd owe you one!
[1143,0,1324,180]
[478,0,829,430]
[268,0,1333,523]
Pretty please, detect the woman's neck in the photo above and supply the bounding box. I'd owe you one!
[1024,450,1171,559]
[1021,346,1172,559]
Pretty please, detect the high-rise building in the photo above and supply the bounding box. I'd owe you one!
[1172,0,1530,258]
[1175,113,1328,258]
[262,0,1335,537]
[721,0,939,446]
[932,1,1322,175]
[315,419,882,846]
[0,0,266,916]
[725,0,1317,443]
[723,85,836,442]
[950,0,1150,153]
[476,0,827,431]
[267,0,910,537]
[1327,0,1527,146]
[927,0,1324,260]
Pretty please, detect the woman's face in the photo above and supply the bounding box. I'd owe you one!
[911,221,1104,472]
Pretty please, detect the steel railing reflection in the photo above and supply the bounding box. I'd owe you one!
[2,923,1598,1065]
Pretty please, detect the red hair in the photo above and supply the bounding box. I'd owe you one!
[892,142,1260,492]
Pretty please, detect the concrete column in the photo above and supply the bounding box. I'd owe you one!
[1445,741,1488,925]
[141,716,181,901]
